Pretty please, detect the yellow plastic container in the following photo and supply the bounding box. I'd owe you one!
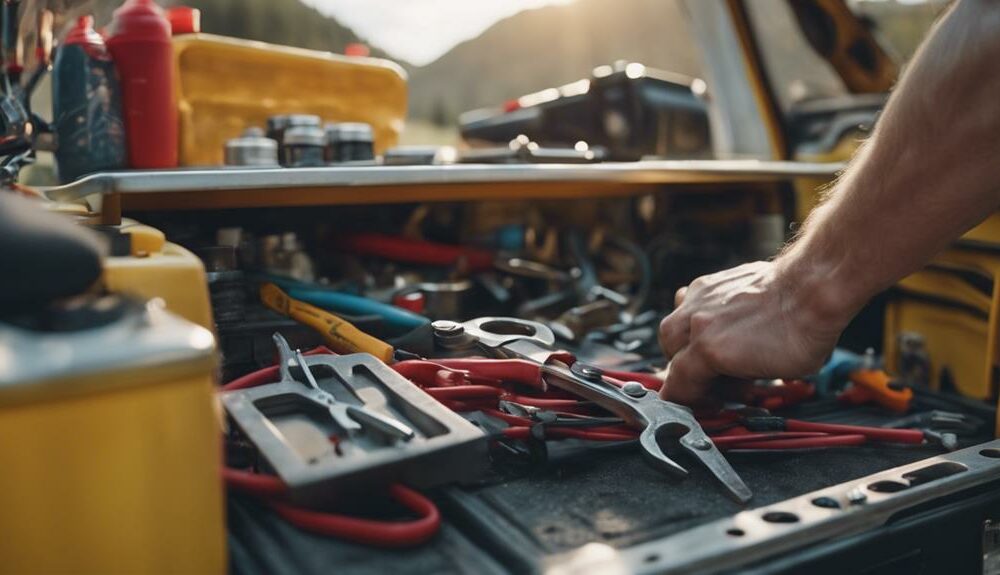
[103,234,214,331]
[0,302,224,574]
[883,251,1000,401]
[172,34,408,166]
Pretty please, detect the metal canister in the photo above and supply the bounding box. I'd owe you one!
[282,126,326,167]
[224,127,278,167]
[324,122,375,163]
[266,114,321,164]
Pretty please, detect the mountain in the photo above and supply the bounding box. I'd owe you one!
[406,0,701,123]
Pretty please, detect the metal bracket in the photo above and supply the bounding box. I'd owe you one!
[222,352,487,505]
[545,439,1000,575]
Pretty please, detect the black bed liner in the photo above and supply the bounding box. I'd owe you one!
[228,432,957,574]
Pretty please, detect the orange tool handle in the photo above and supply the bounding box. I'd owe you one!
[260,283,395,363]
[844,369,913,413]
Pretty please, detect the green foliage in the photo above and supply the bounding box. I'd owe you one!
[90,0,361,52]
[176,0,360,52]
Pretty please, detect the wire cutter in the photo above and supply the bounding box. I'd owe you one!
[430,317,753,503]
[261,283,420,363]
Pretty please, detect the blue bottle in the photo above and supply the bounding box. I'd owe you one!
[52,16,127,183]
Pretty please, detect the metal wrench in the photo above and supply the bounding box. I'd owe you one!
[431,317,752,503]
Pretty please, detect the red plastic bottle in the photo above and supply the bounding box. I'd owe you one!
[106,0,177,169]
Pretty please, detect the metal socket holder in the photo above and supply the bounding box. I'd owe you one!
[224,127,278,167]
[266,114,321,164]
[282,125,326,168]
[324,122,375,163]
[221,352,487,505]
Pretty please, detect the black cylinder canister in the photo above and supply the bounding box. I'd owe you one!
[283,125,326,167]
[324,122,375,163]
[267,114,321,165]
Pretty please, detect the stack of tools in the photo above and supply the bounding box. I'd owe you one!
[220,315,985,547]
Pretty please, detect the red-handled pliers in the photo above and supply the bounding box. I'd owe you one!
[393,358,590,412]
[703,413,952,451]
[335,234,496,272]
[392,358,655,440]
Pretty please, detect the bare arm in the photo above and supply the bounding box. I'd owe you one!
[659,0,1000,403]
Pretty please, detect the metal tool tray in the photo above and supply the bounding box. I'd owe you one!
[222,352,487,506]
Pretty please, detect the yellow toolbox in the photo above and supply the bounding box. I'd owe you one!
[172,34,408,167]
[0,298,225,574]
[103,221,214,331]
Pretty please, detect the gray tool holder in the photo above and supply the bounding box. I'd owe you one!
[222,353,487,506]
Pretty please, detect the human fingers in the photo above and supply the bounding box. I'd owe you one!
[659,345,717,404]
[674,286,688,307]
[658,312,690,359]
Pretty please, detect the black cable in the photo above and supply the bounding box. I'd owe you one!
[607,235,652,316]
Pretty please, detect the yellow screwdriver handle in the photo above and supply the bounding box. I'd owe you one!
[259,283,395,363]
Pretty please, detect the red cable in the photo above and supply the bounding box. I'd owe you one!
[502,395,589,410]
[711,431,831,447]
[723,434,867,451]
[784,420,925,444]
[223,468,439,547]
[423,385,502,401]
[336,234,496,272]
[268,486,439,547]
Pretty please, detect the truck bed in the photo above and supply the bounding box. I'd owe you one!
[227,428,962,574]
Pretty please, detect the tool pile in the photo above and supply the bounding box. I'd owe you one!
[218,277,985,548]
[186,207,991,548]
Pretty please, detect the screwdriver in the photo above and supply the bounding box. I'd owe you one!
[260,282,405,363]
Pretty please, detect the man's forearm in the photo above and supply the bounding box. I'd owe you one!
[658,0,1000,400]
[779,0,1000,322]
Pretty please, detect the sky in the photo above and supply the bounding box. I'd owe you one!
[301,0,575,66]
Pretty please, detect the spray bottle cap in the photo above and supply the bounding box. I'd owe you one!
[107,0,171,45]
[167,7,201,36]
[63,15,104,47]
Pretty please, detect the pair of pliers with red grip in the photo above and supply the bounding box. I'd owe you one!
[335,233,496,272]
[392,358,648,440]
[701,411,956,451]
[393,357,950,453]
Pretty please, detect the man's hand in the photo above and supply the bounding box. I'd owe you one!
[658,261,850,403]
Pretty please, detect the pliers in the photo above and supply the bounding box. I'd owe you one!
[271,333,415,440]
[392,357,654,441]
[702,412,958,451]
[429,316,753,503]
[261,283,420,363]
